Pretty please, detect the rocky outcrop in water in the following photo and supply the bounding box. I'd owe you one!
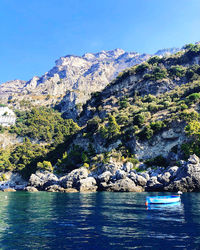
[1,154,200,193]
[28,170,59,190]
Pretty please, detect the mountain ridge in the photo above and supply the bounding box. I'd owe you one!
[0,46,180,117]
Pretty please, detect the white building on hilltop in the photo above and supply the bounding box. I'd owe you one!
[0,107,16,126]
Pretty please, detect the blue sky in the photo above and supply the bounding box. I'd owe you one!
[1,0,200,84]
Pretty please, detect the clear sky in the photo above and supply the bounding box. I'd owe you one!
[1,0,200,84]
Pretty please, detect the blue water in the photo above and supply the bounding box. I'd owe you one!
[0,192,199,249]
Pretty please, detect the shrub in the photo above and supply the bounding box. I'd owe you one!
[37,161,53,172]
[135,63,150,74]
[118,97,129,109]
[150,120,165,133]
[169,65,186,78]
[82,163,89,168]
[86,116,101,133]
[152,66,167,80]
[186,93,200,104]
[145,155,167,167]
[0,125,4,134]
[147,56,163,65]
[179,109,199,121]
[138,125,154,140]
[101,114,121,140]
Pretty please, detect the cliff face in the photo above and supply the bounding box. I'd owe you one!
[1,44,200,177]
[75,44,200,161]
[0,48,179,118]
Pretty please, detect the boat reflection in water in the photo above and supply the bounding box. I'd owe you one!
[147,201,182,211]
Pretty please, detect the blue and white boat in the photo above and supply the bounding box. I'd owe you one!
[146,195,180,205]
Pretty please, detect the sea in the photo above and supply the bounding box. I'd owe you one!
[0,191,199,249]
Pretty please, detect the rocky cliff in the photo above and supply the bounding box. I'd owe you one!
[0,48,179,118]
[1,43,200,184]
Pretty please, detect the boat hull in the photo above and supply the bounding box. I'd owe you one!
[146,195,180,205]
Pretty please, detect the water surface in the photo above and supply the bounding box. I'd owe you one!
[0,192,199,249]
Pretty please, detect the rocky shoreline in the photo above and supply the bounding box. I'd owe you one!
[1,154,200,193]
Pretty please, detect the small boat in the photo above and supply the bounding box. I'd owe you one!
[145,195,180,205]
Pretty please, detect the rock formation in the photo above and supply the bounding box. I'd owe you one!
[0,48,178,119]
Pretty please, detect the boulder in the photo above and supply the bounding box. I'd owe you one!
[29,171,58,190]
[140,172,150,181]
[77,177,97,192]
[45,185,65,192]
[157,172,171,185]
[146,176,163,191]
[106,177,143,192]
[166,166,179,177]
[164,177,194,192]
[25,186,38,192]
[122,162,133,172]
[115,169,127,180]
[100,162,122,175]
[64,188,78,193]
[97,171,112,183]
[128,171,137,182]
[136,175,147,187]
[188,154,200,165]
[0,172,28,190]
[3,188,16,192]
[149,168,163,177]
[60,167,88,188]
[164,155,200,191]
[98,182,112,191]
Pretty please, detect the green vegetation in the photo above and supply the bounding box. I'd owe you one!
[144,155,167,167]
[2,43,200,175]
[10,107,80,144]
[100,114,121,141]
[37,161,53,172]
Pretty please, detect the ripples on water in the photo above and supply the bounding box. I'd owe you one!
[0,192,199,249]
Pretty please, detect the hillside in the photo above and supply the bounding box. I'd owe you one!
[1,43,200,178]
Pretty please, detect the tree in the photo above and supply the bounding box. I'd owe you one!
[185,120,200,141]
[107,114,120,138]
[37,161,53,172]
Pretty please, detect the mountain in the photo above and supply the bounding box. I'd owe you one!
[0,47,179,118]
[1,43,200,182]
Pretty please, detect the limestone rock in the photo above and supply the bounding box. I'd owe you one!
[161,129,180,139]
[164,155,200,192]
[140,172,150,181]
[29,171,58,190]
[188,154,200,165]
[122,162,133,172]
[0,49,153,119]
[157,172,171,185]
[115,169,127,180]
[128,171,137,182]
[60,167,89,188]
[167,166,179,177]
[100,162,122,175]
[45,185,65,192]
[97,171,112,183]
[107,177,143,192]
[0,172,28,190]
[3,188,16,192]
[146,176,163,191]
[64,188,78,193]
[25,186,38,192]
[77,177,97,192]
[136,175,147,187]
